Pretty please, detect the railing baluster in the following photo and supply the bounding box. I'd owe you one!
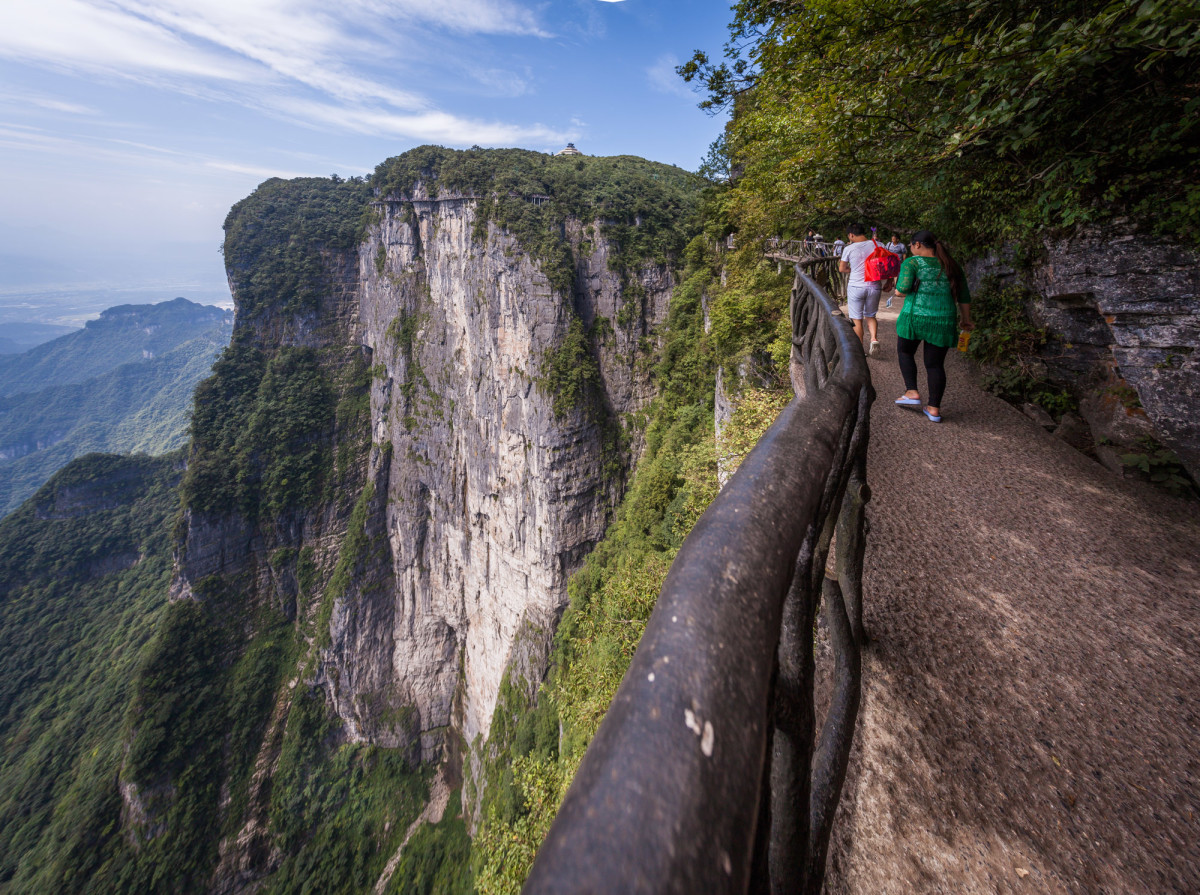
[836,389,872,646]
[768,540,818,893]
[805,577,862,892]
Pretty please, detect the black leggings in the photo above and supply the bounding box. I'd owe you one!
[896,336,950,407]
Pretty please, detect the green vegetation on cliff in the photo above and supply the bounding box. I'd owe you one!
[386,790,473,895]
[0,453,423,895]
[965,279,1076,418]
[129,171,421,892]
[266,687,427,894]
[375,146,705,293]
[181,344,350,519]
[223,175,373,321]
[683,0,1200,246]
[470,231,796,893]
[538,317,604,421]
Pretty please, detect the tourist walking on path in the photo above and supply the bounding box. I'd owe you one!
[838,223,882,356]
[826,316,1200,894]
[891,230,973,422]
[884,235,906,308]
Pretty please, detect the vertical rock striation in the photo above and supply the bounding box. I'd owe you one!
[323,188,673,763]
[150,153,702,891]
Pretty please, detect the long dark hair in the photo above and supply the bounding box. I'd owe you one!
[912,229,964,302]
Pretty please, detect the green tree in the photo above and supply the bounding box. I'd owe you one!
[681,0,1200,247]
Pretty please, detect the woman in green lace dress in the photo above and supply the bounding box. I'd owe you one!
[891,229,974,422]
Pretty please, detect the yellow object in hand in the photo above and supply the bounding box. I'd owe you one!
[957,330,971,353]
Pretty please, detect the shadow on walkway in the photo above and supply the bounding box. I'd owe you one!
[825,313,1200,894]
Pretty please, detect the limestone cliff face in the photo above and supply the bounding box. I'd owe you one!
[968,232,1200,479]
[108,156,700,893]
[164,188,674,889]
[320,189,672,763]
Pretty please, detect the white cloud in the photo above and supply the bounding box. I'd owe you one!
[647,53,695,100]
[118,0,428,107]
[30,97,100,115]
[0,89,100,117]
[350,0,550,36]
[0,0,257,83]
[0,0,559,143]
[204,160,310,179]
[0,125,310,182]
[274,97,572,146]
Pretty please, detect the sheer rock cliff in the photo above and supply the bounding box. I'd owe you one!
[323,190,672,759]
[165,177,676,888]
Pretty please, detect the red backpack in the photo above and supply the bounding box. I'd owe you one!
[864,238,901,282]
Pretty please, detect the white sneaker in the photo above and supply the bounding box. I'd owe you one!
[869,340,880,357]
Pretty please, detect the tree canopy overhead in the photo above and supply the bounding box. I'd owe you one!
[681,0,1200,248]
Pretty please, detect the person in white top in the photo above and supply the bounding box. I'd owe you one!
[838,223,881,356]
[832,237,845,257]
[884,235,905,307]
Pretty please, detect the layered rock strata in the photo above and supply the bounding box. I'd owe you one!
[968,232,1200,478]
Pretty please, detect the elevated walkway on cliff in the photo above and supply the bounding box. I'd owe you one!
[523,244,1199,893]
[764,239,1200,889]
[821,305,1200,893]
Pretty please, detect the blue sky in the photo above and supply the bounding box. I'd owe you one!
[0,0,732,323]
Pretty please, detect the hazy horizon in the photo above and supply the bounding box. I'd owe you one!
[0,0,730,328]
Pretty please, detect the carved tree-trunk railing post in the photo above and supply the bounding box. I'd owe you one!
[524,252,874,894]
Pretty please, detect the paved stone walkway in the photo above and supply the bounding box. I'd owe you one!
[824,308,1200,894]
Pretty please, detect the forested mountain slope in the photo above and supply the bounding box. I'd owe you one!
[0,298,229,397]
[0,453,181,890]
[0,299,231,515]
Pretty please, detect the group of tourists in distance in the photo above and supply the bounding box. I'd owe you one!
[804,225,973,424]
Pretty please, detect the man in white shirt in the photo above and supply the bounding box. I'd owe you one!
[838,223,881,356]
[832,237,845,257]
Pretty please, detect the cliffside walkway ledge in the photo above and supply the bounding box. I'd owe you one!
[524,254,873,893]
[770,241,1200,893]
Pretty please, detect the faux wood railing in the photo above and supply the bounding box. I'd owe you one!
[525,257,873,894]
[765,237,847,304]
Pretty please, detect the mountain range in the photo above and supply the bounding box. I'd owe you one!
[0,298,232,515]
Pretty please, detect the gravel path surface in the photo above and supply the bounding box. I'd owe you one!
[824,309,1200,894]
